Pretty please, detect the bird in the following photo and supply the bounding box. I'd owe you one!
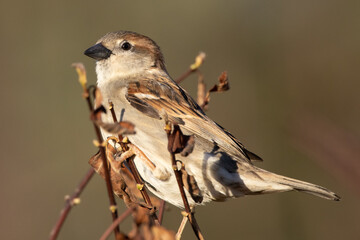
[84,31,340,208]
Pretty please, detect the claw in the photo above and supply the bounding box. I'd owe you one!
[111,143,170,181]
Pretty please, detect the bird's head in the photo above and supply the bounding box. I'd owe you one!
[84,31,166,85]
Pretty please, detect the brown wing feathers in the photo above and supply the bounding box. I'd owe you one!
[126,77,261,163]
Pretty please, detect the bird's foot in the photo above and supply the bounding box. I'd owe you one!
[113,143,170,181]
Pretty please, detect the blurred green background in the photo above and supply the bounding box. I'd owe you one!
[1,0,359,239]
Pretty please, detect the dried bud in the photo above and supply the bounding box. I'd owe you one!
[190,52,206,70]
[72,62,87,91]
[209,71,229,93]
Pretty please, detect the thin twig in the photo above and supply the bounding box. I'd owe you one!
[175,69,195,84]
[72,63,121,239]
[199,71,229,111]
[108,100,159,225]
[165,124,204,240]
[175,52,206,84]
[49,168,95,240]
[108,101,124,143]
[127,156,154,207]
[187,213,204,240]
[100,207,135,240]
[158,200,166,225]
[90,90,122,238]
[196,72,206,108]
[170,152,191,212]
[176,215,188,239]
[170,152,204,239]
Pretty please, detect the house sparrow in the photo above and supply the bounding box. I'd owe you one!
[84,31,340,208]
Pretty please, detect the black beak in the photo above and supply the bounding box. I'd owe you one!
[84,43,112,60]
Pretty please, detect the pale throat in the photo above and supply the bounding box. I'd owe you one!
[95,58,163,88]
[96,63,142,88]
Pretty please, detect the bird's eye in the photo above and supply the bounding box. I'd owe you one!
[121,41,132,51]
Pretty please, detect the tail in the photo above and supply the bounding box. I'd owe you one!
[245,168,340,201]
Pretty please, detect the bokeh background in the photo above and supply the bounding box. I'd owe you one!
[1,0,359,239]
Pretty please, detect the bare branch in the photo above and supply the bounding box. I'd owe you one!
[196,72,206,107]
[72,63,122,239]
[175,52,206,84]
[100,207,135,240]
[165,124,205,240]
[158,200,166,225]
[108,100,160,225]
[200,71,229,111]
[49,168,95,240]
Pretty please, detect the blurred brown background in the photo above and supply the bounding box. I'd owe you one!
[0,0,359,239]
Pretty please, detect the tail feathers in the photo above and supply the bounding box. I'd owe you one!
[250,170,341,201]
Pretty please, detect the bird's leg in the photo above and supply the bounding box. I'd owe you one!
[111,141,170,181]
[125,143,156,170]
[104,137,123,173]
[105,135,153,173]
[105,101,161,224]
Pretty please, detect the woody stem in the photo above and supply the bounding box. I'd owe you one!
[166,124,204,240]
[89,88,121,238]
[49,168,95,240]
[108,100,159,225]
